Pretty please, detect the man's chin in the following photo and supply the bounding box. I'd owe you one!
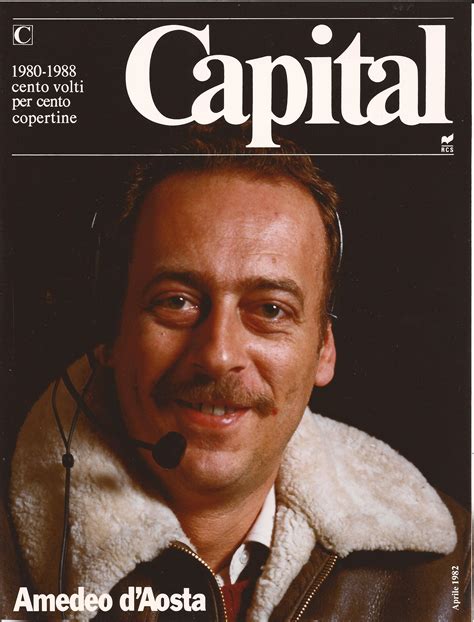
[167,447,251,495]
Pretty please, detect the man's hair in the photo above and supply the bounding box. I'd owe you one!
[98,124,340,342]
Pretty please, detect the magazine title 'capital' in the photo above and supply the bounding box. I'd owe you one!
[126,24,451,147]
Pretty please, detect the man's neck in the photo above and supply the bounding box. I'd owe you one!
[170,477,276,574]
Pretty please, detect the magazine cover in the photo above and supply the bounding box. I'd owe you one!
[0,2,470,620]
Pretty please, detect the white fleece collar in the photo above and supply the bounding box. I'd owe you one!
[10,356,456,620]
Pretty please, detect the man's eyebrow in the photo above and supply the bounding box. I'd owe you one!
[142,270,305,308]
[143,270,208,296]
[241,277,305,308]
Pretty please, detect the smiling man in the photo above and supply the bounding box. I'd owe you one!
[7,127,469,621]
[110,168,336,580]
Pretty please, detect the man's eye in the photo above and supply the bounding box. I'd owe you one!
[145,293,201,327]
[242,301,293,334]
[158,296,196,311]
[146,295,200,321]
[260,303,284,319]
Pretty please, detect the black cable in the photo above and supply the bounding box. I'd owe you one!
[61,368,97,423]
[52,362,96,611]
[52,378,67,447]
[58,458,72,600]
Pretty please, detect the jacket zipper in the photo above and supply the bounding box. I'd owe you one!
[290,554,338,622]
[169,541,228,622]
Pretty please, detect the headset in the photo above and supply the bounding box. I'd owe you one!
[329,209,344,320]
[50,159,344,606]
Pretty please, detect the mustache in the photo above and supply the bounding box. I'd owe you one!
[151,373,275,417]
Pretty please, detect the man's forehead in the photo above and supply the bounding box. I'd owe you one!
[139,169,325,236]
[126,171,327,299]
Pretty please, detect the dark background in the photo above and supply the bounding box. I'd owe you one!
[1,2,470,507]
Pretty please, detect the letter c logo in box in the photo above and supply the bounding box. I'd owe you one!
[13,24,33,45]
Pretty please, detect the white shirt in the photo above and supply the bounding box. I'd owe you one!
[216,486,276,586]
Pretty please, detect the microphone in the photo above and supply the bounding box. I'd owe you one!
[60,368,187,469]
[133,432,187,469]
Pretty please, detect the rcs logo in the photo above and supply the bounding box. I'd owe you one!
[12,24,33,45]
[440,133,454,154]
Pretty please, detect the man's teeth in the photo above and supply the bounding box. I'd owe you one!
[192,403,237,416]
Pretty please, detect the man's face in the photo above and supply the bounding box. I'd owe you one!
[110,170,335,497]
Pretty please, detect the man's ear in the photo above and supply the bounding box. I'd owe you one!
[314,322,336,387]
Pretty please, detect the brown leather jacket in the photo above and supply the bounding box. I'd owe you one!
[2,492,469,621]
[270,493,471,622]
[97,493,470,622]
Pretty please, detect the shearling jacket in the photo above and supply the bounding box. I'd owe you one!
[5,356,470,621]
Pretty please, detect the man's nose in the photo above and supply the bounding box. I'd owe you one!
[189,303,248,378]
